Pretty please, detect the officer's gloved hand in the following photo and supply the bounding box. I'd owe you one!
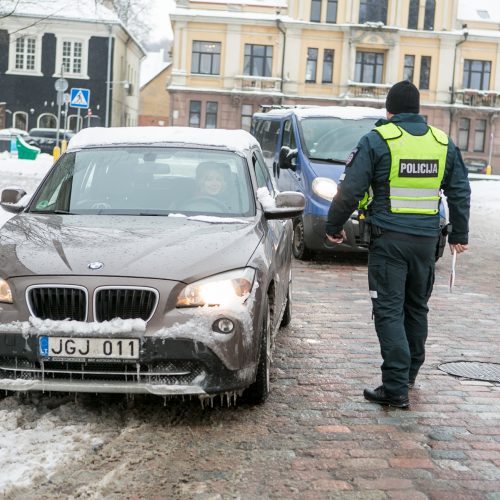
[326,229,346,245]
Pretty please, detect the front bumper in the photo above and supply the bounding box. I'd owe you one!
[0,327,257,396]
[304,213,368,253]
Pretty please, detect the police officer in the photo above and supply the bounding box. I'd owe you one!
[326,80,471,409]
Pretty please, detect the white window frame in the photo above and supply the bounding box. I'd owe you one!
[13,111,29,131]
[54,35,89,79]
[37,113,58,128]
[7,34,43,76]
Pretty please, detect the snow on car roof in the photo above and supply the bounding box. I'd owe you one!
[67,127,260,152]
[259,106,386,120]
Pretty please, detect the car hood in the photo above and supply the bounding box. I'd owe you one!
[309,160,346,183]
[0,214,262,282]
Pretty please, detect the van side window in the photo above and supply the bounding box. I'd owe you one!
[252,151,275,196]
[281,119,297,149]
[257,120,280,159]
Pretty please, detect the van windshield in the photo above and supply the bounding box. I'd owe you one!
[299,117,377,162]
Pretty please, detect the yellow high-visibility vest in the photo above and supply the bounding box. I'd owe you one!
[375,122,448,215]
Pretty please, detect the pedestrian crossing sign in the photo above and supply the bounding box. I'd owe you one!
[69,88,90,109]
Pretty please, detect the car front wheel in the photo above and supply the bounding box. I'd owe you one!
[292,218,313,260]
[244,298,271,404]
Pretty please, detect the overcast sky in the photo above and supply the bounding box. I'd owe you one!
[150,0,175,41]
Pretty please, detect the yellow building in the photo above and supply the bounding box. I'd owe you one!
[169,0,500,171]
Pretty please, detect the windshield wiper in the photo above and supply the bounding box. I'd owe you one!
[309,157,346,164]
[30,209,74,214]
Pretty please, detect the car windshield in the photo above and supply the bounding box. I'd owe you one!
[299,117,377,161]
[29,147,255,217]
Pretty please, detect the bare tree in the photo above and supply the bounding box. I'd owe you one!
[96,0,153,43]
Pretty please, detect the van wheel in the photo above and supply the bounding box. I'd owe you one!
[243,299,271,405]
[292,218,313,260]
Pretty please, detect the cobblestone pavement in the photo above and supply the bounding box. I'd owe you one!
[6,183,500,500]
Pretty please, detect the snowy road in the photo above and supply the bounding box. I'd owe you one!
[0,155,499,498]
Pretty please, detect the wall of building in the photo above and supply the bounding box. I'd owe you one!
[139,66,172,126]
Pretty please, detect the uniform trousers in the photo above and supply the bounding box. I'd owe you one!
[368,230,438,396]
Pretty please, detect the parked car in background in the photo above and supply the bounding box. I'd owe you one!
[251,106,385,259]
[0,126,304,405]
[463,157,488,174]
[28,128,74,154]
[0,128,40,153]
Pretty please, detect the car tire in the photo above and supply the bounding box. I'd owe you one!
[280,284,292,328]
[292,218,313,260]
[244,297,271,405]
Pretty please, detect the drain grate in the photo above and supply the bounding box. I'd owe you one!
[438,361,500,383]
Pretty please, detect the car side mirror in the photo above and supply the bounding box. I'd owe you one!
[279,146,298,171]
[263,191,305,220]
[1,188,27,213]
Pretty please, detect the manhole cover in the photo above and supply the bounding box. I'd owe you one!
[438,361,500,383]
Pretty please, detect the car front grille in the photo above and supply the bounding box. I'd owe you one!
[0,358,203,385]
[94,288,158,322]
[27,286,158,322]
[28,286,87,321]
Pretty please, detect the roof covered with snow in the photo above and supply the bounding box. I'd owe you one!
[67,127,260,152]
[190,0,286,6]
[0,0,120,24]
[458,0,500,23]
[140,50,171,88]
[256,106,386,120]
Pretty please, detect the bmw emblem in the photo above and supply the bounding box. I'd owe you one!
[88,261,104,270]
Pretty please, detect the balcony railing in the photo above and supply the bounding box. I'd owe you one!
[233,75,282,93]
[347,81,391,99]
[454,89,500,108]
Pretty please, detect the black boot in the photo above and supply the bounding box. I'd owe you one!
[408,378,416,389]
[363,386,409,408]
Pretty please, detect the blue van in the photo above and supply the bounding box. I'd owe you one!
[251,106,385,259]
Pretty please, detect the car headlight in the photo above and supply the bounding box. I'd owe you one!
[176,268,256,308]
[0,279,13,303]
[312,177,338,201]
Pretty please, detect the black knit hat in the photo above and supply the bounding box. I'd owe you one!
[385,80,420,114]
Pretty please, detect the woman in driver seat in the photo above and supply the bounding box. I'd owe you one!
[197,162,227,197]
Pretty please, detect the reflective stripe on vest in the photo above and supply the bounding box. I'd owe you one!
[375,123,448,215]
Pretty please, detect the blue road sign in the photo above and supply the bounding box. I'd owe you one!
[69,88,90,109]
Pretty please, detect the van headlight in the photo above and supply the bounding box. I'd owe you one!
[312,177,338,201]
[176,268,255,307]
[0,279,13,303]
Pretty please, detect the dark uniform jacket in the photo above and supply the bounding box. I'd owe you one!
[326,113,471,244]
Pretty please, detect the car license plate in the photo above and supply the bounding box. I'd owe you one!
[39,336,139,360]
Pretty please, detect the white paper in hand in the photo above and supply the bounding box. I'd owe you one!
[449,250,457,293]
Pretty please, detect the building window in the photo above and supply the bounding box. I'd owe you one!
[15,37,36,71]
[189,101,201,127]
[326,0,338,23]
[408,0,419,29]
[419,56,431,89]
[403,55,415,82]
[359,0,388,24]
[13,111,28,131]
[68,115,83,132]
[37,113,57,129]
[62,40,83,74]
[205,102,218,129]
[463,60,491,90]
[306,48,318,83]
[241,104,253,131]
[458,118,470,151]
[423,0,435,30]
[474,119,486,152]
[310,0,321,22]
[244,44,272,77]
[322,49,334,83]
[355,51,384,83]
[191,41,221,75]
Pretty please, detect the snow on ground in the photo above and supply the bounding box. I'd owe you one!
[0,152,499,494]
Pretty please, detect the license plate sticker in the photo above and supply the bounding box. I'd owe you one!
[39,336,140,360]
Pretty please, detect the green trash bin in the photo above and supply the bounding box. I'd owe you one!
[16,135,41,160]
